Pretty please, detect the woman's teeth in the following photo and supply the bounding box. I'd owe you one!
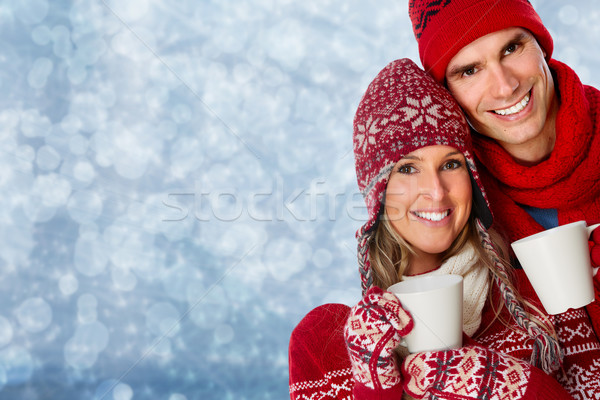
[494,92,530,116]
[414,210,449,222]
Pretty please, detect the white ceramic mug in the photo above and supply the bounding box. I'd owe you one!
[511,221,600,315]
[388,274,463,353]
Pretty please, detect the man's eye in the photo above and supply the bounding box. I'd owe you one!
[505,43,518,54]
[463,67,476,77]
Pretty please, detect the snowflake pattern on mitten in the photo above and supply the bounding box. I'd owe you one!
[403,345,531,400]
[344,286,413,390]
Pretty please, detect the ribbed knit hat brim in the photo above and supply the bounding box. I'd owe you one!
[409,0,553,82]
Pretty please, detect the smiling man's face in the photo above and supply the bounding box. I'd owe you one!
[445,27,557,164]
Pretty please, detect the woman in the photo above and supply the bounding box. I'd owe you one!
[288,59,600,399]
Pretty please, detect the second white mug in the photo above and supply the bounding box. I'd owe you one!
[511,221,599,315]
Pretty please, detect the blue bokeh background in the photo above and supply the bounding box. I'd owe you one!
[0,1,598,399]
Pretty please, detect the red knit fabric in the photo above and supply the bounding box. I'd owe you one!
[472,59,600,339]
[522,366,578,400]
[408,0,553,82]
[289,304,353,400]
[288,269,600,399]
[476,270,600,399]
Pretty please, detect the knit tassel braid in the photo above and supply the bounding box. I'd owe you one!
[475,219,564,374]
[357,229,373,295]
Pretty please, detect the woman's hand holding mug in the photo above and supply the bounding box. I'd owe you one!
[344,286,414,396]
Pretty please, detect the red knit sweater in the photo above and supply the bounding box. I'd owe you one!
[289,269,600,399]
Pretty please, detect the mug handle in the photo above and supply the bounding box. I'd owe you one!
[588,223,600,275]
[587,222,600,236]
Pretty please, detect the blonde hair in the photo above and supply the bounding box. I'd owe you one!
[368,214,556,341]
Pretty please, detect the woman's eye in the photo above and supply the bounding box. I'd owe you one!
[397,165,416,174]
[442,160,462,170]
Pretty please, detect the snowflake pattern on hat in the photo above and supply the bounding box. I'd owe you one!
[354,115,380,154]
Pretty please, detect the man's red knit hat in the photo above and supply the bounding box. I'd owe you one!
[408,0,554,82]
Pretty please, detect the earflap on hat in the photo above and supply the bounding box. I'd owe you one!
[466,155,493,230]
[353,58,493,294]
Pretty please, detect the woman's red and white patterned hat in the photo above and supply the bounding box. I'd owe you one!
[353,58,492,293]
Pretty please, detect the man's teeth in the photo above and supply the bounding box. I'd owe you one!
[494,92,530,116]
[414,210,449,222]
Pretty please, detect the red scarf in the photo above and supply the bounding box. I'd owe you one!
[473,59,600,243]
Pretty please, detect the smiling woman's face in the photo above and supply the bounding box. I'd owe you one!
[384,145,472,272]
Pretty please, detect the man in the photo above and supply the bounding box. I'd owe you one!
[408,0,600,382]
[408,0,600,243]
